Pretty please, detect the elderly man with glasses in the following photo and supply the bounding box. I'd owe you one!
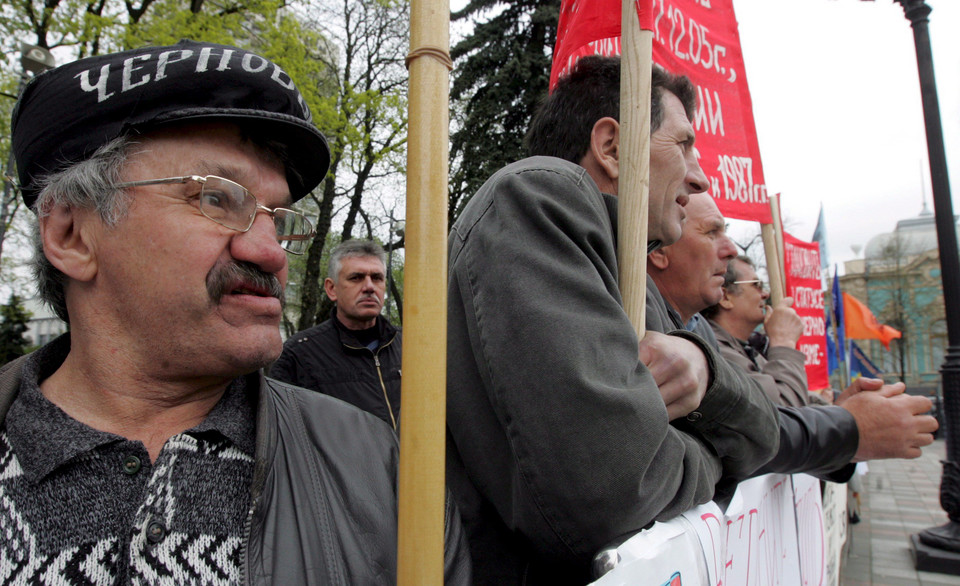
[700,255,826,407]
[0,40,469,585]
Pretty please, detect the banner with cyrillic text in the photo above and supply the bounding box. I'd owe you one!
[783,232,829,391]
[590,474,827,585]
[550,0,771,223]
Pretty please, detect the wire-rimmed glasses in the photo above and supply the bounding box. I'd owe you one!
[112,175,315,254]
[732,279,767,293]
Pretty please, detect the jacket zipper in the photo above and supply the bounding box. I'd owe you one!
[240,497,258,585]
[374,353,397,430]
[345,331,399,430]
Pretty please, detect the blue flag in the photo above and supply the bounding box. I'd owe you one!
[812,203,830,269]
[831,265,845,364]
[850,341,883,379]
[826,310,839,374]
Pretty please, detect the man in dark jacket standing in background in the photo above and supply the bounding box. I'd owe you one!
[272,239,402,429]
[1,41,467,584]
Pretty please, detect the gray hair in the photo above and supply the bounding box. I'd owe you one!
[327,239,387,282]
[31,136,135,323]
[722,255,755,290]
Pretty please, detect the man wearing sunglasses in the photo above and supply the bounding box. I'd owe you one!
[701,255,826,407]
[1,41,468,584]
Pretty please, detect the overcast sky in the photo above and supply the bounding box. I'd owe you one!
[729,0,959,271]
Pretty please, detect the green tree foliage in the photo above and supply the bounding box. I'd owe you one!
[448,0,559,223]
[0,294,32,363]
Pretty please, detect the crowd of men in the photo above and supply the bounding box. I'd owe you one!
[0,40,937,586]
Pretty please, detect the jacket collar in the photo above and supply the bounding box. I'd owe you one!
[1,334,258,482]
[600,191,664,256]
[330,306,399,349]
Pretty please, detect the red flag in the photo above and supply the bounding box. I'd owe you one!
[842,292,902,350]
[551,0,653,91]
[549,0,771,223]
[783,232,829,391]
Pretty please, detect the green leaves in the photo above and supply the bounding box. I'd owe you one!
[0,294,32,362]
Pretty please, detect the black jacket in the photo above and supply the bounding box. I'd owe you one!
[272,310,401,429]
[0,345,471,585]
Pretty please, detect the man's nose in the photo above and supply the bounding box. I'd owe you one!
[686,149,708,194]
[230,213,287,277]
[717,234,737,261]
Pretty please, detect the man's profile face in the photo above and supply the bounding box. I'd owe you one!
[660,193,737,317]
[648,91,708,246]
[725,260,769,327]
[88,122,291,376]
[325,255,387,330]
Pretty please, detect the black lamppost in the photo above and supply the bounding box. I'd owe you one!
[897,0,960,573]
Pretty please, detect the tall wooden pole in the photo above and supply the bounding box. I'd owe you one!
[618,0,652,338]
[762,195,785,305]
[398,0,451,581]
[770,194,786,294]
[761,225,784,305]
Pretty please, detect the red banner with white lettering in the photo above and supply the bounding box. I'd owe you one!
[783,232,829,391]
[550,0,771,223]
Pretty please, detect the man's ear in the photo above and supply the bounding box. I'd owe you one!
[588,117,620,183]
[323,278,337,301]
[719,289,736,310]
[647,248,669,270]
[39,204,99,283]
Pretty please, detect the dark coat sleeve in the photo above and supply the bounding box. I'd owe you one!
[754,405,858,482]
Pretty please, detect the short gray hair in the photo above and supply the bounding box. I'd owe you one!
[31,136,135,323]
[722,255,755,290]
[327,239,387,282]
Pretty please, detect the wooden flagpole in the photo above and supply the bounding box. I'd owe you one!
[771,194,786,294]
[398,0,451,581]
[618,0,653,338]
[761,224,784,304]
[761,195,785,304]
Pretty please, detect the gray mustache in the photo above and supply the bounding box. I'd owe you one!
[207,261,285,306]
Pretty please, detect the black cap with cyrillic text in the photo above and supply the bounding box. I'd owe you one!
[12,39,330,207]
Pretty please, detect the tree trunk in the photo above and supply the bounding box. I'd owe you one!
[297,173,339,332]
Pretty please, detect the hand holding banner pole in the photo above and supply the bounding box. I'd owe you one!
[618,0,654,339]
[398,0,451,582]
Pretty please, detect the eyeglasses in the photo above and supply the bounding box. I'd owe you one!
[732,279,767,293]
[112,175,315,254]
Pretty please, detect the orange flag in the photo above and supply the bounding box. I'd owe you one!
[842,292,902,350]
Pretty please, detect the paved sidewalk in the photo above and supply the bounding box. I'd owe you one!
[841,438,960,585]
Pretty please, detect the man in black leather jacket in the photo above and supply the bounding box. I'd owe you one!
[272,240,402,429]
[1,41,469,584]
